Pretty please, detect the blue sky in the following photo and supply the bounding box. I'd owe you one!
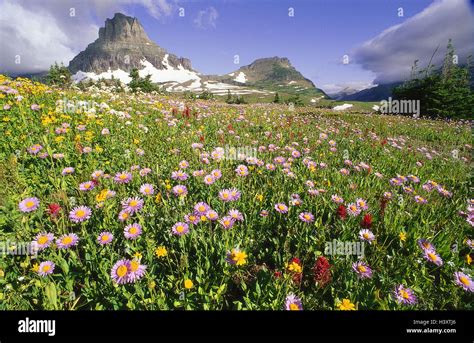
[129,0,434,90]
[1,0,473,93]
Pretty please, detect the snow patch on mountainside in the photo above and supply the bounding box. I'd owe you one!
[333,103,353,111]
[233,72,247,83]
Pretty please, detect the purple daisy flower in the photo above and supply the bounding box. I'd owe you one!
[275,203,289,214]
[19,197,40,213]
[206,210,219,221]
[56,233,79,249]
[124,223,142,240]
[110,259,130,284]
[299,212,314,223]
[218,189,233,202]
[211,169,222,179]
[184,213,200,225]
[62,167,75,175]
[127,258,147,283]
[393,285,417,305]
[172,222,189,236]
[235,165,249,177]
[352,261,373,279]
[114,171,132,184]
[359,229,375,244]
[37,261,55,277]
[79,181,95,192]
[417,239,435,252]
[203,174,216,185]
[32,232,54,251]
[229,188,241,201]
[331,194,344,204]
[97,232,114,245]
[194,202,210,215]
[69,206,92,223]
[347,203,361,216]
[121,197,144,214]
[220,216,235,230]
[453,272,474,292]
[228,209,244,221]
[118,210,131,222]
[139,183,155,195]
[423,249,443,266]
[172,185,188,197]
[171,170,188,181]
[356,198,369,211]
[27,144,43,155]
[414,195,428,204]
[284,293,303,310]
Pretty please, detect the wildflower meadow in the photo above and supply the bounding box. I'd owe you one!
[0,75,472,310]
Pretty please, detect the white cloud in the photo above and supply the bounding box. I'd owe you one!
[0,0,176,74]
[353,0,474,83]
[194,6,219,29]
[321,81,376,96]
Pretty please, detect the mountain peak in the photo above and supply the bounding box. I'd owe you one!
[98,13,151,44]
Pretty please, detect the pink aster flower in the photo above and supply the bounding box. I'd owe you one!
[352,261,373,279]
[284,293,303,310]
[124,223,142,240]
[172,222,189,236]
[32,232,54,251]
[454,272,474,292]
[275,203,289,214]
[121,197,144,214]
[219,216,235,230]
[172,185,188,197]
[97,232,113,245]
[113,171,132,184]
[139,183,155,195]
[393,285,417,305]
[37,261,55,277]
[56,233,79,249]
[19,197,40,213]
[347,203,361,216]
[69,206,92,223]
[299,212,314,223]
[79,181,95,192]
[359,229,375,244]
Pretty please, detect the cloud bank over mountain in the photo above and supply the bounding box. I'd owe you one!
[352,0,474,84]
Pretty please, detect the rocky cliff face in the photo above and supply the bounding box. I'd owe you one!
[68,13,194,74]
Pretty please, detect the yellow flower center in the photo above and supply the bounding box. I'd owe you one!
[129,200,137,207]
[129,227,138,235]
[289,303,300,310]
[62,236,73,245]
[400,289,410,299]
[42,265,51,273]
[358,265,367,273]
[76,209,86,218]
[176,225,184,233]
[25,201,35,208]
[130,260,139,272]
[116,265,128,277]
[459,276,470,286]
[119,174,127,180]
[37,236,48,245]
[428,253,437,261]
[363,233,369,239]
[101,235,109,242]
[278,205,286,211]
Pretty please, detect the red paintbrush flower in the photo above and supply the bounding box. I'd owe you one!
[361,213,373,228]
[47,203,61,218]
[274,271,282,278]
[337,204,347,220]
[313,256,332,287]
